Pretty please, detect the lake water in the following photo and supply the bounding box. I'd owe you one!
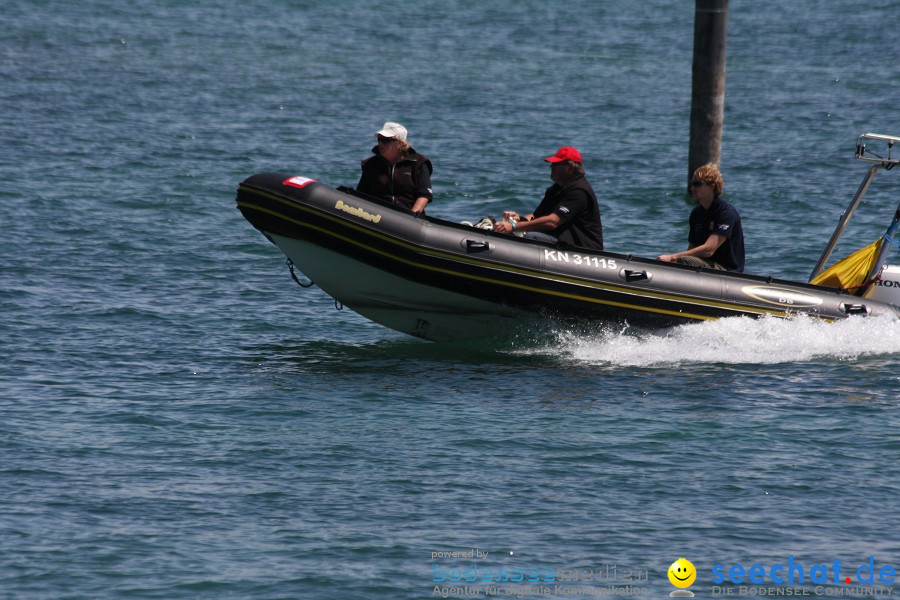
[2,1,899,598]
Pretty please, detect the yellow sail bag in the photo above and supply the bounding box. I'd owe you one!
[810,238,883,290]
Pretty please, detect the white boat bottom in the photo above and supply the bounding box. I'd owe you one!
[268,233,537,341]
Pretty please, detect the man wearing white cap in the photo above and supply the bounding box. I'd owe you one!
[493,146,603,250]
[356,122,433,214]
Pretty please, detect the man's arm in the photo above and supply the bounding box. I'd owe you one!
[412,161,433,214]
[495,187,583,234]
[493,213,560,234]
[657,233,727,262]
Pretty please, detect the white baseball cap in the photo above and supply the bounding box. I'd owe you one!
[375,122,408,141]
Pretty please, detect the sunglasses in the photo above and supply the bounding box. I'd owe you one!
[690,180,705,188]
[377,137,396,144]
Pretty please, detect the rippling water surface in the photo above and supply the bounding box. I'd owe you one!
[2,1,899,598]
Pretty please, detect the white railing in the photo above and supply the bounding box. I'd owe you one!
[856,133,900,167]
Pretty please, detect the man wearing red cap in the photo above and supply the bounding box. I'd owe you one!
[493,146,603,250]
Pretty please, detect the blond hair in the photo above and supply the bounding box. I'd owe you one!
[693,163,723,196]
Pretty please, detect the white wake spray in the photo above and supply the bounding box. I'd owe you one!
[534,314,900,367]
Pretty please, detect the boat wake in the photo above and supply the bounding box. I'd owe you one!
[533,314,900,367]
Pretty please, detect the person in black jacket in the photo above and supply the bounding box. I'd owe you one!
[356,122,433,214]
[493,146,604,250]
[657,162,744,272]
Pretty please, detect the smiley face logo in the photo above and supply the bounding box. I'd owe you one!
[668,558,697,588]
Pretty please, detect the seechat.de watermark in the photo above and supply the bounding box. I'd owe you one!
[710,556,895,597]
[712,556,895,585]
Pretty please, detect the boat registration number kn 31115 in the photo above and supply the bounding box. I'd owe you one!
[544,249,617,270]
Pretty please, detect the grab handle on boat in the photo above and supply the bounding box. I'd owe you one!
[286,258,315,288]
[620,269,652,282]
[839,302,870,316]
[464,239,493,253]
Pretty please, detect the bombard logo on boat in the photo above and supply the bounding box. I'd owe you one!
[741,285,824,308]
[335,200,382,224]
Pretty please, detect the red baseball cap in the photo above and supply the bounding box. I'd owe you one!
[544,146,582,163]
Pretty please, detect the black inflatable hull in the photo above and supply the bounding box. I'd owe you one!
[236,173,899,341]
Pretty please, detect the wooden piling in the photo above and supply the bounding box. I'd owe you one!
[688,0,729,190]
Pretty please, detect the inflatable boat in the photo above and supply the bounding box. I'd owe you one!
[235,133,900,341]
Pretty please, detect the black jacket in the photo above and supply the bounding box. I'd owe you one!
[688,196,745,272]
[533,175,604,250]
[357,147,433,211]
